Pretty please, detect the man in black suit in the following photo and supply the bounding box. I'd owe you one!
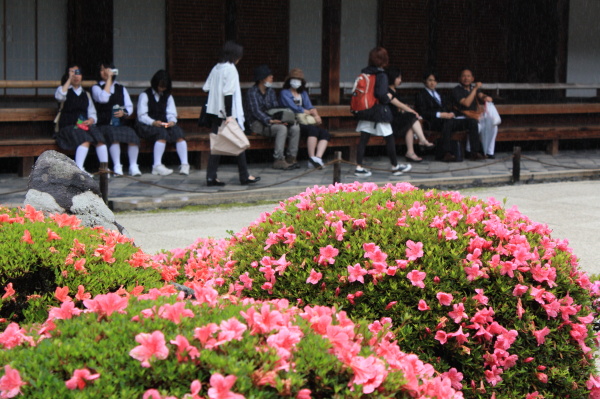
[414,72,483,161]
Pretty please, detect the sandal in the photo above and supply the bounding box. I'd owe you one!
[419,141,435,148]
[405,153,423,163]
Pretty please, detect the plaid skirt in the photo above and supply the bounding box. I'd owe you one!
[135,122,185,143]
[98,125,140,145]
[54,125,106,150]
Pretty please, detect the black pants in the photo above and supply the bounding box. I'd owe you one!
[356,131,398,166]
[206,118,249,183]
[428,118,480,154]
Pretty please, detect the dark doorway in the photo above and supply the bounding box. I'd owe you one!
[67,0,113,81]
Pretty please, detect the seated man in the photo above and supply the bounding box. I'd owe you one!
[414,71,483,162]
[246,64,300,170]
[452,68,500,159]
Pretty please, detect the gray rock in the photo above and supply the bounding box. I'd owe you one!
[24,150,129,236]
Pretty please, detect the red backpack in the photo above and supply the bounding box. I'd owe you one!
[350,73,378,113]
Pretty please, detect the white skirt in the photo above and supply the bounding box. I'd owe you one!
[356,120,393,137]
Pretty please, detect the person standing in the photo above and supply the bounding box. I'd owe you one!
[92,62,141,176]
[54,65,109,174]
[452,68,499,159]
[202,41,260,186]
[386,66,434,163]
[136,69,190,176]
[353,47,412,177]
[246,64,301,170]
[279,68,330,168]
[414,72,482,162]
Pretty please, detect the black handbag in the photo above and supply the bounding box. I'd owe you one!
[352,103,394,124]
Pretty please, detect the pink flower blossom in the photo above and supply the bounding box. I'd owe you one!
[442,368,464,390]
[306,269,322,284]
[216,318,247,345]
[157,302,195,325]
[473,288,489,305]
[48,301,82,320]
[484,365,503,386]
[435,330,448,344]
[65,368,100,390]
[129,330,169,368]
[533,327,551,346]
[170,335,199,362]
[0,365,25,398]
[405,240,424,261]
[448,303,468,323]
[1,283,15,300]
[83,293,128,317]
[317,245,339,265]
[349,355,387,394]
[436,292,453,306]
[406,270,426,288]
[347,264,368,283]
[512,284,529,297]
[207,373,244,399]
[418,300,430,311]
[296,389,312,399]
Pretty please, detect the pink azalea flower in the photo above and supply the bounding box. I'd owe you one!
[216,318,247,345]
[442,368,464,390]
[83,293,128,317]
[347,264,368,284]
[406,270,426,288]
[0,323,33,349]
[473,288,489,305]
[75,285,91,301]
[448,303,468,323]
[484,365,503,386]
[0,365,25,398]
[48,301,82,320]
[405,240,424,261]
[65,368,100,390]
[349,355,387,394]
[207,373,244,399]
[191,283,219,307]
[54,286,71,303]
[129,330,169,368]
[170,335,199,362]
[435,330,448,344]
[306,269,322,284]
[418,300,430,311]
[317,245,339,265]
[536,372,548,383]
[436,292,453,306]
[296,388,312,399]
[533,327,551,346]
[2,283,15,300]
[512,284,529,297]
[194,323,219,348]
[157,302,195,325]
[20,230,34,244]
[449,326,470,344]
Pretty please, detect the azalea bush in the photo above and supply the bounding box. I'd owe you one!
[200,182,600,398]
[0,205,164,325]
[0,286,461,398]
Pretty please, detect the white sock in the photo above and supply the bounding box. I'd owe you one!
[96,145,109,163]
[128,145,139,166]
[109,143,121,166]
[74,146,89,170]
[153,141,166,166]
[176,140,188,165]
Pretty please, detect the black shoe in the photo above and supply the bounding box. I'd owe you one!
[207,179,225,187]
[240,176,261,185]
[486,154,495,159]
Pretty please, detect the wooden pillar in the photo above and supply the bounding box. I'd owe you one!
[321,0,341,106]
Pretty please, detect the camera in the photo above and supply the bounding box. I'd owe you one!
[74,69,81,75]
[111,68,119,76]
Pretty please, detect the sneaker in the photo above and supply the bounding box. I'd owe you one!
[179,164,190,175]
[309,156,324,169]
[273,159,294,170]
[113,164,123,177]
[152,164,173,176]
[354,167,372,177]
[391,163,412,176]
[129,164,142,176]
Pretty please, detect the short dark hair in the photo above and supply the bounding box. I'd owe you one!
[150,69,172,95]
[61,64,80,85]
[423,71,439,81]
[385,66,402,84]
[97,61,115,81]
[220,41,243,63]
[368,47,389,68]
[459,68,473,76]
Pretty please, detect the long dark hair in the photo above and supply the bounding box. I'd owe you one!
[97,61,116,81]
[219,41,243,63]
[150,69,172,96]
[385,67,402,85]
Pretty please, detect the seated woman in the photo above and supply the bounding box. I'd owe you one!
[136,69,190,176]
[279,68,330,168]
[54,65,108,174]
[92,62,141,176]
[386,67,434,162]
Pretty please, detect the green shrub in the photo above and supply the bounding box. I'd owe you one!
[212,182,600,398]
[0,290,458,398]
[0,205,164,325]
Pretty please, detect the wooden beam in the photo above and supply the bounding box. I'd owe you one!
[321,0,341,106]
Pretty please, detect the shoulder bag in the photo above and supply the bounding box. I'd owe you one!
[296,113,317,125]
[266,108,296,124]
[209,119,250,156]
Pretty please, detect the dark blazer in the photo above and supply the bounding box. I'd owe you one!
[414,88,452,122]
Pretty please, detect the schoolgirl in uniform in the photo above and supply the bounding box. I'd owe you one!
[136,70,189,176]
[92,62,141,176]
[54,65,108,174]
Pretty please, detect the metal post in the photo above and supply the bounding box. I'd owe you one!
[99,162,109,204]
[512,146,521,184]
[333,151,342,184]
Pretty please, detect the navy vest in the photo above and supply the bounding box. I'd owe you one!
[59,88,90,128]
[144,88,168,122]
[95,83,125,126]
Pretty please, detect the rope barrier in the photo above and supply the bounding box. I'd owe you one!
[2,153,599,199]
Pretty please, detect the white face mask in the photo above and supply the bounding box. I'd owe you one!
[290,79,302,89]
[264,81,272,88]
